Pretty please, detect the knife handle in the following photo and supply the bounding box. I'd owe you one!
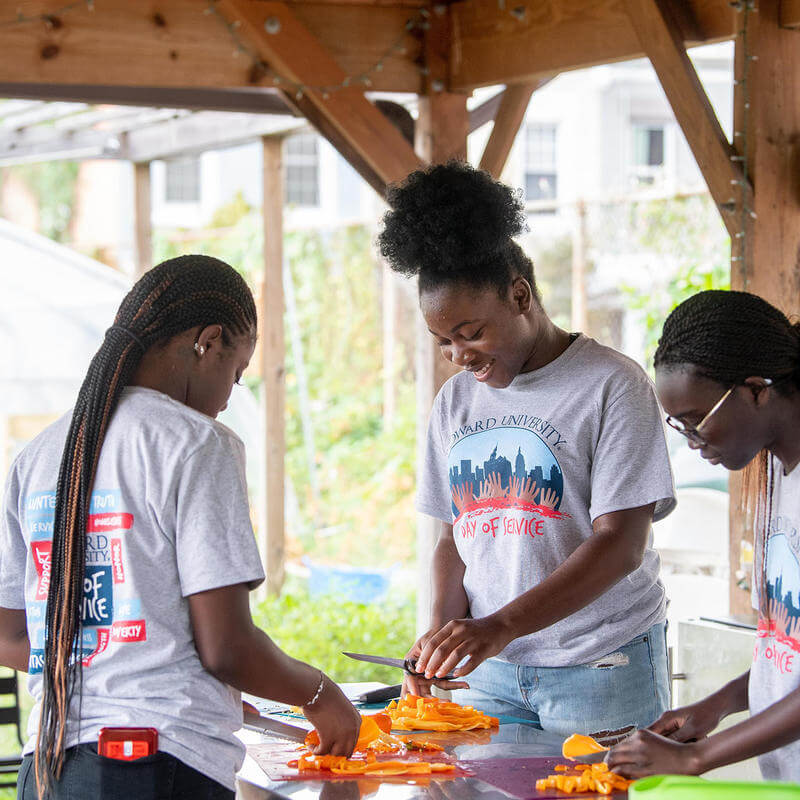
[357,684,403,704]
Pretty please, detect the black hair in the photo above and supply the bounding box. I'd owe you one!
[654,290,800,389]
[654,289,800,621]
[378,161,540,300]
[36,255,256,795]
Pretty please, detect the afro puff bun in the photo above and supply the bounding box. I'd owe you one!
[378,161,533,293]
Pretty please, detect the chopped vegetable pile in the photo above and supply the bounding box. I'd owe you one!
[386,694,500,731]
[289,753,455,776]
[536,762,632,795]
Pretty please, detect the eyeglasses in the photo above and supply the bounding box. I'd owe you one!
[665,385,736,447]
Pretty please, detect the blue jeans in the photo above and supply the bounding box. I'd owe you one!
[452,622,669,737]
[17,744,233,800]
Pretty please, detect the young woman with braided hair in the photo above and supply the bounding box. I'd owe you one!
[607,289,800,781]
[0,255,360,799]
[379,162,676,737]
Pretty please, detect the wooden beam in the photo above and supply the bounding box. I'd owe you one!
[729,0,800,617]
[478,82,547,179]
[451,0,737,90]
[781,0,800,27]
[413,2,467,629]
[217,0,423,192]
[624,0,751,237]
[132,162,151,278]
[261,135,286,596]
[0,0,422,93]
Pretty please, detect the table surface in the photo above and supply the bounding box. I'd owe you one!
[235,686,627,800]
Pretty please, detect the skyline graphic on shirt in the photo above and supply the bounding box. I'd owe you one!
[761,533,800,655]
[448,426,567,530]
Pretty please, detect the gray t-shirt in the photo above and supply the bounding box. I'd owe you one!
[418,334,675,666]
[0,387,265,791]
[749,456,800,782]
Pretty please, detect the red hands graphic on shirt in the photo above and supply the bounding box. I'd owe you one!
[538,487,560,509]
[451,482,475,515]
[508,476,539,504]
[477,473,507,500]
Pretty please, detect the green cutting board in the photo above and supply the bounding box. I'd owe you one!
[630,775,800,798]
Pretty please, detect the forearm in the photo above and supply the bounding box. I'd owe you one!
[493,528,642,639]
[703,670,750,720]
[0,635,29,672]
[429,533,468,628]
[0,608,30,672]
[695,679,798,773]
[206,621,323,706]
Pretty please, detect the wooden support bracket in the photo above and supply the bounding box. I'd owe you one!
[624,0,752,238]
[479,79,552,179]
[217,0,423,197]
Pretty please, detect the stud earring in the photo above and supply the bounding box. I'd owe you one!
[194,342,205,356]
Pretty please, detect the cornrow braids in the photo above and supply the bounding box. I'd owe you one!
[36,255,256,796]
[654,290,800,626]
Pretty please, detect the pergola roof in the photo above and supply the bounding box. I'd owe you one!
[0,0,796,608]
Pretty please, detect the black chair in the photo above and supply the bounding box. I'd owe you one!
[0,670,24,789]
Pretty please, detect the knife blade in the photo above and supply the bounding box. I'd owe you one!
[242,709,309,743]
[342,651,459,681]
[567,749,608,764]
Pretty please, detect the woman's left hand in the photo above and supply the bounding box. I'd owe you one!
[414,615,515,679]
[606,728,704,778]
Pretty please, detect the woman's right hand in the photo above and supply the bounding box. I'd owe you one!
[302,675,362,757]
[647,696,726,742]
[402,628,470,698]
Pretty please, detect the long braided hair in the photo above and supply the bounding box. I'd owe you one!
[654,289,800,615]
[36,255,257,795]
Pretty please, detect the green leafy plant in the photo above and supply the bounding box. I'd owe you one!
[251,583,416,683]
[620,194,730,366]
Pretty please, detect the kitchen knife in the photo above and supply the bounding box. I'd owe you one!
[242,709,309,743]
[342,651,459,681]
[355,684,403,704]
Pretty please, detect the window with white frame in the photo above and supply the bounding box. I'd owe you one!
[524,123,558,203]
[285,133,319,206]
[631,123,666,187]
[164,156,201,203]
[633,124,665,168]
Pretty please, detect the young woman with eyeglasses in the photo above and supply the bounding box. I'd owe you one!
[608,289,800,782]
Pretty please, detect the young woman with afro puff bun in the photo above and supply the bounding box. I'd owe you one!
[378,162,677,738]
[606,290,800,782]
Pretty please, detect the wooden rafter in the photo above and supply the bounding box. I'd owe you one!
[624,0,751,237]
[451,0,737,90]
[0,0,421,93]
[478,79,552,179]
[217,0,422,194]
[781,0,800,27]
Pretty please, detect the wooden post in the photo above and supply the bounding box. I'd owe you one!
[132,161,152,278]
[571,199,588,333]
[729,0,800,616]
[261,136,286,595]
[413,2,469,629]
[382,262,398,431]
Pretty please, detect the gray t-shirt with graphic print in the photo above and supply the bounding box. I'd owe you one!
[0,387,265,791]
[418,334,676,667]
[749,456,800,782]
